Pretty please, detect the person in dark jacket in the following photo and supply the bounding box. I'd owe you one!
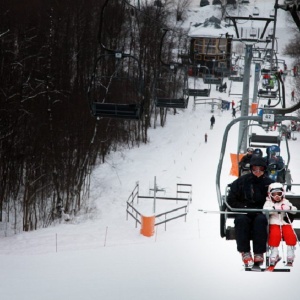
[227,156,274,266]
[232,107,236,118]
[210,115,215,129]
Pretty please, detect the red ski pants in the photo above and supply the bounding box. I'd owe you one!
[268,224,297,246]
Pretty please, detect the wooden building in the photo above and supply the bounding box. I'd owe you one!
[188,16,234,77]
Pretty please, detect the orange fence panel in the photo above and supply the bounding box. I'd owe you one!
[140,215,155,237]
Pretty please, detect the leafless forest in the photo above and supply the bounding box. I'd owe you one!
[0,0,191,232]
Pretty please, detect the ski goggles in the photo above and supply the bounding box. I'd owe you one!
[270,191,283,197]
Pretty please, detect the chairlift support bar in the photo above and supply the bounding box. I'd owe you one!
[98,0,118,53]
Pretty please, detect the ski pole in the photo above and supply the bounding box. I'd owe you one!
[278,216,286,264]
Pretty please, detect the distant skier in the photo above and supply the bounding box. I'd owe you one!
[210,115,215,129]
[231,100,235,109]
[205,133,208,143]
[232,107,236,118]
[291,90,295,102]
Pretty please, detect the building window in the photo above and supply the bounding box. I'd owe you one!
[206,39,216,54]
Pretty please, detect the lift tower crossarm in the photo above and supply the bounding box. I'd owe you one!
[225,16,274,39]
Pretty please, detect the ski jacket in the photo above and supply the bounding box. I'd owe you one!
[263,198,297,225]
[227,172,274,210]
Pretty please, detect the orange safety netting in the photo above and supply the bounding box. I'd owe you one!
[230,153,245,177]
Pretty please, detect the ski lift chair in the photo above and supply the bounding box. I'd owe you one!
[155,65,189,109]
[88,52,144,120]
[89,0,144,120]
[216,111,300,233]
[186,65,211,98]
[249,133,281,148]
[155,29,189,109]
[216,112,300,270]
[250,27,257,38]
[203,74,223,85]
[253,7,260,16]
[258,89,278,98]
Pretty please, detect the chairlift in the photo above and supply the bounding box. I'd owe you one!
[253,7,260,16]
[268,28,274,38]
[88,53,144,120]
[216,108,300,270]
[87,0,144,120]
[216,74,300,246]
[154,64,189,109]
[250,27,257,38]
[154,29,189,110]
[269,8,275,18]
[186,64,211,98]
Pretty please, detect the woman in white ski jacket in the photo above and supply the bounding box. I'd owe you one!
[263,182,297,265]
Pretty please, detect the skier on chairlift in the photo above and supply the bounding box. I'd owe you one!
[227,156,274,267]
[239,147,253,176]
[264,145,285,183]
[263,182,297,266]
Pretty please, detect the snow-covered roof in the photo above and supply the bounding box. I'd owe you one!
[188,16,235,38]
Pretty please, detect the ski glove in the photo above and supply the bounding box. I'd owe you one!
[273,203,291,211]
[280,204,291,211]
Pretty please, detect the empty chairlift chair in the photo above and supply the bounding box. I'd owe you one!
[88,0,144,120]
[155,64,189,109]
[186,65,211,98]
[88,52,144,120]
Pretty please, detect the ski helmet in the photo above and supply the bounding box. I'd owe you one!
[267,145,280,156]
[253,148,263,157]
[268,182,285,201]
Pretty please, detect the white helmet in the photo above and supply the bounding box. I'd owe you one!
[268,182,285,201]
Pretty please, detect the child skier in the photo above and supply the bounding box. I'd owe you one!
[263,182,297,266]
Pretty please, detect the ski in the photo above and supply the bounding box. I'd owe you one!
[245,262,263,272]
[265,257,281,272]
[245,257,291,272]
